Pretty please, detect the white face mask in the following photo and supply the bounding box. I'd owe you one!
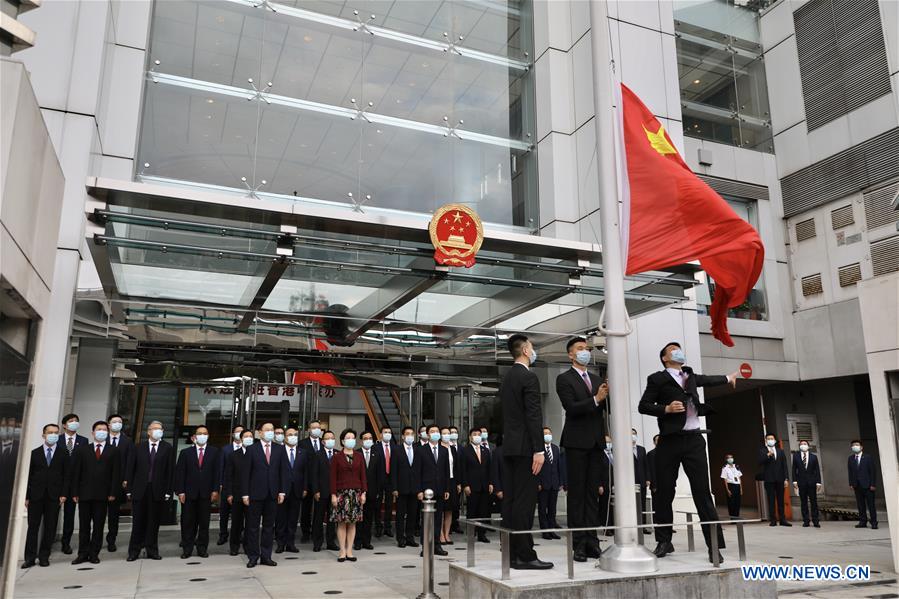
[404,436,415,445]
[66,421,80,432]
[382,432,392,442]
[110,421,123,433]
[472,435,482,445]
[362,439,374,449]
[286,435,299,446]
[242,437,254,447]
[195,434,208,446]
[574,349,591,366]
[310,428,322,438]
[150,429,164,441]
[324,439,336,450]
[94,430,108,442]
[766,439,776,447]
[233,432,243,442]
[799,444,809,452]
[274,433,285,443]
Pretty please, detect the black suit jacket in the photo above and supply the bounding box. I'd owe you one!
[500,364,543,457]
[224,447,250,498]
[284,444,311,499]
[848,453,876,488]
[791,451,821,486]
[108,434,134,499]
[310,448,335,497]
[556,368,606,449]
[128,440,174,500]
[390,443,420,495]
[373,440,394,491]
[68,442,122,501]
[537,444,563,490]
[415,443,450,495]
[633,444,648,485]
[62,433,89,465]
[241,442,289,501]
[175,445,221,498]
[26,444,67,501]
[460,443,491,492]
[638,367,728,436]
[358,447,384,497]
[758,447,789,483]
[646,448,658,490]
[490,446,504,493]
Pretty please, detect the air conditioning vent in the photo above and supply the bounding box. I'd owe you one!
[837,263,862,287]
[830,205,854,229]
[863,181,899,230]
[801,273,823,297]
[870,235,899,277]
[795,218,816,242]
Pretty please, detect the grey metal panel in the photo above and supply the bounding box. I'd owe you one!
[801,273,823,296]
[870,235,899,277]
[837,263,862,287]
[864,182,899,230]
[696,175,770,201]
[795,218,817,242]
[793,0,892,131]
[781,127,899,218]
[830,205,854,230]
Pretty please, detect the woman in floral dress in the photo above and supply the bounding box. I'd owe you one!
[330,428,367,562]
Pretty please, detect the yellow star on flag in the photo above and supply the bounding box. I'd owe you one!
[643,123,677,156]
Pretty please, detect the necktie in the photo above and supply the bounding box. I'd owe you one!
[67,436,74,454]
[581,370,592,392]
[290,448,295,468]
[149,444,157,478]
[95,444,102,460]
[802,453,807,469]
[327,449,332,462]
[365,450,370,467]
[265,444,271,464]
[314,439,319,452]
[475,445,481,463]
[112,437,117,448]
[407,446,413,465]
[199,447,205,468]
[46,447,53,466]
[545,446,553,463]
[433,446,438,463]
[385,443,391,474]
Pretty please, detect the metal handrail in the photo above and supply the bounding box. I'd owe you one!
[458,516,762,581]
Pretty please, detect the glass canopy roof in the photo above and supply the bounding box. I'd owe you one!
[86,177,697,359]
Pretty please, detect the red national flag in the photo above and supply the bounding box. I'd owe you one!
[619,84,764,347]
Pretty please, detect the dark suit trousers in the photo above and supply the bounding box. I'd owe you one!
[764,482,785,523]
[564,446,603,551]
[181,497,212,553]
[502,455,538,563]
[359,493,375,545]
[77,500,108,558]
[278,493,302,546]
[537,488,559,529]
[300,493,314,538]
[247,498,277,561]
[654,433,725,549]
[312,496,336,548]
[24,499,60,561]
[62,497,77,545]
[376,491,395,533]
[395,493,419,542]
[797,483,818,524]
[219,494,232,538]
[466,491,490,540]
[229,499,247,552]
[106,496,123,544]
[726,483,741,518]
[129,495,166,556]
[854,487,877,525]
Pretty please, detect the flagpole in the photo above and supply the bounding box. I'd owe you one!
[590,0,657,573]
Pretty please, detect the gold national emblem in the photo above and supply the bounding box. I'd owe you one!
[428,204,484,268]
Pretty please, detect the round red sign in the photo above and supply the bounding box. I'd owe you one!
[740,363,752,378]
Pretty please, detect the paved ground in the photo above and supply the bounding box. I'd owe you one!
[12,520,895,598]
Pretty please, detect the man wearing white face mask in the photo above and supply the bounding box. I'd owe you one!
[23,423,67,568]
[175,425,220,558]
[217,424,245,545]
[59,413,87,554]
[105,414,134,553]
[638,341,738,563]
[791,440,821,528]
[126,421,174,561]
[556,336,609,562]
[758,433,790,528]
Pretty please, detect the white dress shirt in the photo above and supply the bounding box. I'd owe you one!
[720,464,742,484]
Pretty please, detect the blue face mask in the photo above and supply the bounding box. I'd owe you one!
[404,436,415,445]
[529,348,538,365]
[543,434,552,443]
[94,430,108,441]
[324,439,336,450]
[362,439,374,449]
[429,432,441,443]
[480,432,488,441]
[670,348,686,364]
[851,445,861,453]
[242,437,254,447]
[46,433,60,445]
[441,434,450,443]
[343,438,356,449]
[575,349,591,366]
[449,432,459,441]
[262,430,275,442]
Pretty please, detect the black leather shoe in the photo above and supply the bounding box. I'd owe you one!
[573,551,587,563]
[352,543,361,551]
[397,541,406,548]
[313,545,322,552]
[708,550,724,564]
[542,533,553,540]
[275,544,284,554]
[779,521,792,527]
[510,559,553,570]
[813,522,820,528]
[89,556,100,564]
[435,547,448,556]
[62,544,73,555]
[217,535,229,546]
[584,545,602,559]
[769,521,778,527]
[652,542,674,558]
[855,523,867,528]
[126,554,138,562]
[261,558,277,566]
[384,529,394,538]
[550,532,562,540]
[229,549,239,556]
[347,556,357,562]
[338,556,346,563]
[181,552,191,559]
[148,553,162,560]
[71,556,88,565]
[871,524,879,529]
[197,549,209,558]
[477,536,490,543]
[39,558,49,567]
[406,539,419,548]
[107,543,117,552]
[363,544,374,550]
[246,559,257,568]
[802,522,810,527]
[21,560,34,569]
[285,545,300,553]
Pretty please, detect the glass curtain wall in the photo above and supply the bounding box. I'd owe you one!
[674,0,772,152]
[138,0,536,228]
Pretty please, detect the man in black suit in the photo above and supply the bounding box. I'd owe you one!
[298,419,323,542]
[631,428,650,529]
[491,444,506,520]
[105,414,133,553]
[638,341,737,562]
[646,434,659,495]
[848,440,878,529]
[791,440,821,528]
[555,336,609,561]
[59,413,88,554]
[175,425,220,558]
[391,426,420,548]
[501,334,552,570]
[355,431,382,550]
[224,430,254,555]
[126,420,174,561]
[758,433,791,527]
[23,423,67,568]
[241,422,289,567]
[373,426,395,538]
[68,421,121,564]
[537,426,563,540]
[217,423,244,545]
[310,429,339,552]
[276,426,310,553]
[460,427,492,543]
[415,424,450,556]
